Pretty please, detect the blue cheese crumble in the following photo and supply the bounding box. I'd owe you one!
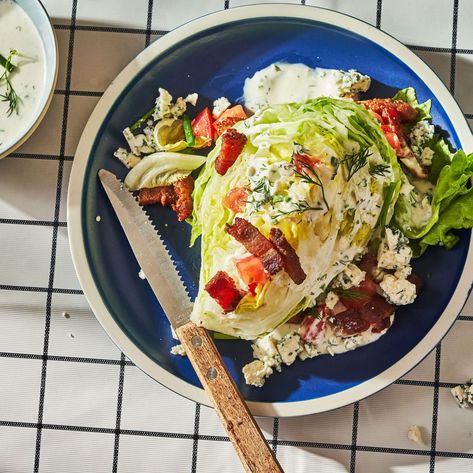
[451,379,473,408]
[377,227,412,270]
[242,360,273,387]
[170,344,186,356]
[409,120,435,166]
[334,263,366,289]
[153,87,198,120]
[212,96,231,118]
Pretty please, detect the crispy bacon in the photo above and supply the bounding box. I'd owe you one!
[261,249,284,275]
[359,98,418,160]
[173,176,194,221]
[269,228,307,285]
[215,129,247,175]
[358,98,418,123]
[226,217,274,257]
[226,218,284,275]
[138,185,175,207]
[204,271,244,312]
[225,218,306,283]
[138,176,194,221]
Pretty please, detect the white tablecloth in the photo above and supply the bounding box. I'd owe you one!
[1,1,473,472]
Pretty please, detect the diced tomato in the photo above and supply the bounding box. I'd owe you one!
[204,271,244,313]
[248,282,259,296]
[191,107,214,144]
[381,125,402,153]
[213,105,247,136]
[293,153,320,173]
[300,315,325,342]
[368,110,383,123]
[223,187,248,213]
[236,255,267,287]
[215,128,247,175]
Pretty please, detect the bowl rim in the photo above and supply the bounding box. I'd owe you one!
[0,0,59,160]
[68,3,473,417]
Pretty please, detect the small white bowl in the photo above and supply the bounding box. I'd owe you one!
[0,0,58,160]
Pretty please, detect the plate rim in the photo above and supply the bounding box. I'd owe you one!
[67,3,473,417]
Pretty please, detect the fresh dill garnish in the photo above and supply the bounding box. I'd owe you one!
[272,199,323,222]
[341,147,372,181]
[294,160,330,211]
[0,50,20,117]
[248,178,272,211]
[369,163,390,177]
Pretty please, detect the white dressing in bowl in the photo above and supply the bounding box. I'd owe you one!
[0,0,55,158]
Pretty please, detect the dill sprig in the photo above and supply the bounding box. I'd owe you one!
[248,178,272,212]
[0,50,20,117]
[341,147,372,181]
[272,199,323,222]
[369,163,390,177]
[294,160,330,211]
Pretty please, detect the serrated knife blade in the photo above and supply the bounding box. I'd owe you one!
[97,169,283,473]
[98,169,193,329]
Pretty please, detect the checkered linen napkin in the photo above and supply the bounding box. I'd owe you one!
[1,1,472,472]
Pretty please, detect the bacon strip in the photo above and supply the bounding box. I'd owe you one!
[215,129,247,175]
[226,218,306,284]
[226,218,284,275]
[204,270,244,312]
[226,217,274,257]
[269,228,307,285]
[138,176,194,221]
[358,98,418,122]
[138,185,175,206]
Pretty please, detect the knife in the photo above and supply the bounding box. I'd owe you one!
[98,169,283,473]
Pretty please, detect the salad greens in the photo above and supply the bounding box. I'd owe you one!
[392,88,473,254]
[190,97,400,339]
[124,151,206,191]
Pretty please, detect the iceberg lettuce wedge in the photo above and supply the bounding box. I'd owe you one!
[190,98,401,339]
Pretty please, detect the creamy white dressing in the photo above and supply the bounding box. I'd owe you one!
[243,63,370,111]
[0,0,46,152]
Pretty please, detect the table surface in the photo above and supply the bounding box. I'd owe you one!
[1,1,473,472]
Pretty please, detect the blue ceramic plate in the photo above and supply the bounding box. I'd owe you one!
[68,5,473,417]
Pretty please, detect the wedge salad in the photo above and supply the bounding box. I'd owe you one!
[112,63,473,387]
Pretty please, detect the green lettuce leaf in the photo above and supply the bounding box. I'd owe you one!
[124,151,206,191]
[394,150,473,240]
[416,187,473,254]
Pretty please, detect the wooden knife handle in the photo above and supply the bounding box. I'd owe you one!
[175,321,284,473]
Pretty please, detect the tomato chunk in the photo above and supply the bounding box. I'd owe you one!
[223,187,248,213]
[213,105,247,136]
[236,255,267,288]
[204,271,244,312]
[293,153,320,173]
[191,107,214,144]
[215,128,247,175]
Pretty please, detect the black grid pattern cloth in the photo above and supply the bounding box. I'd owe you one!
[1,0,473,472]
